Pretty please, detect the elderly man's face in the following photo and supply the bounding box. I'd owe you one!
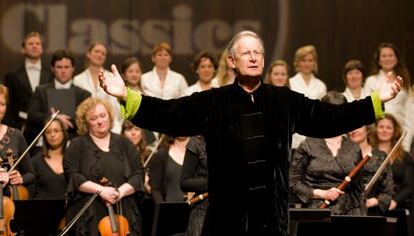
[228,36,264,78]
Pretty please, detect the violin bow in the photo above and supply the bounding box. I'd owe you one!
[143,134,164,169]
[7,111,60,174]
[57,189,102,236]
[365,131,407,194]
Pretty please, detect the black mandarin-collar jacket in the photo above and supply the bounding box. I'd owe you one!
[132,80,376,235]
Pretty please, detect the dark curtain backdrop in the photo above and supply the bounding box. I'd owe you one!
[0,0,413,90]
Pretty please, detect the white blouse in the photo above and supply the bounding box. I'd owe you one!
[289,73,327,100]
[184,80,219,96]
[342,87,370,102]
[141,67,188,99]
[364,70,408,125]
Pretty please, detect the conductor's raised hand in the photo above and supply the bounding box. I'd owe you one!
[378,72,403,102]
[98,64,127,100]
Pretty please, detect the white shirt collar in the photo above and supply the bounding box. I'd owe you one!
[25,59,41,70]
[54,79,72,89]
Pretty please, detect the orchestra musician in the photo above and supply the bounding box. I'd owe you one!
[63,97,145,236]
[0,84,35,197]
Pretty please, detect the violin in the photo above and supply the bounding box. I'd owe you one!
[0,181,16,236]
[5,150,28,200]
[98,178,129,236]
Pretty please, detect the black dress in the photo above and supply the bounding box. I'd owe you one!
[149,147,184,203]
[181,136,208,236]
[63,133,144,236]
[130,80,378,235]
[31,153,67,199]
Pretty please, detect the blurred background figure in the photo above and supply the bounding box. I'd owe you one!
[185,51,218,96]
[364,43,411,131]
[212,49,236,87]
[27,49,90,152]
[141,42,188,99]
[4,32,53,134]
[265,59,290,87]
[121,57,144,93]
[342,60,370,102]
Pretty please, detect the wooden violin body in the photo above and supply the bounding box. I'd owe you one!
[5,151,29,201]
[9,185,29,201]
[98,177,129,236]
[98,212,129,236]
[0,183,16,236]
[0,197,15,236]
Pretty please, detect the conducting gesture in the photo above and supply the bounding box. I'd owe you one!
[98,64,127,100]
[378,72,403,102]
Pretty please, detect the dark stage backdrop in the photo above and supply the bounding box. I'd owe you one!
[0,0,413,90]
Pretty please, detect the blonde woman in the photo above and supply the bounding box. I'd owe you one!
[289,45,326,99]
[289,45,327,149]
[265,60,290,87]
[63,97,144,235]
[213,49,236,87]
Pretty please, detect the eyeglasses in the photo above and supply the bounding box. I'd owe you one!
[238,50,264,59]
[45,129,63,135]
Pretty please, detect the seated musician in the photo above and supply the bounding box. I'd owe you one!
[63,97,145,236]
[0,84,35,198]
[289,91,368,215]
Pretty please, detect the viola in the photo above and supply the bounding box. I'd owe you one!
[98,178,129,236]
[0,182,16,236]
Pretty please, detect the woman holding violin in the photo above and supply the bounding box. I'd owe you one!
[0,85,34,199]
[63,97,144,236]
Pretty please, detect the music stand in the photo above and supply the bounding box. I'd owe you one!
[294,214,392,236]
[11,199,66,236]
[151,202,191,236]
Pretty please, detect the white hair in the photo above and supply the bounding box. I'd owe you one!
[226,31,265,58]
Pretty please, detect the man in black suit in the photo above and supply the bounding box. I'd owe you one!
[27,49,91,147]
[4,32,53,135]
